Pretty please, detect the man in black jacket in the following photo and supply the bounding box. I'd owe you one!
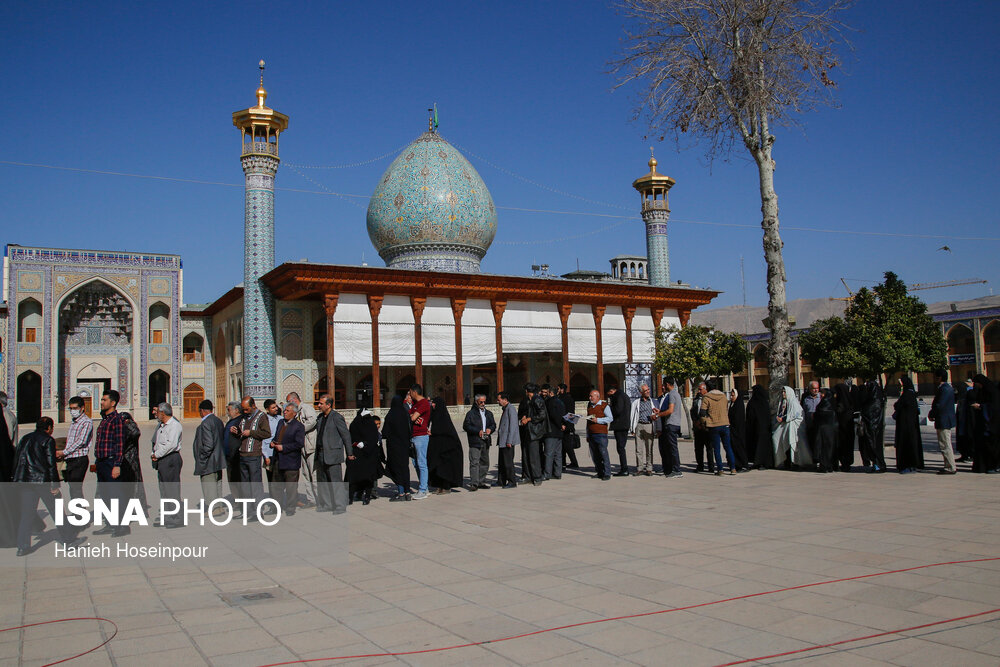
[193,399,227,510]
[607,386,632,476]
[271,403,306,515]
[13,417,85,556]
[462,394,495,490]
[542,385,565,480]
[521,383,549,485]
[557,384,580,469]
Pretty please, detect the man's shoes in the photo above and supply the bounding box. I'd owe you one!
[645,470,653,476]
[987,468,1000,475]
[111,526,131,537]
[503,483,517,489]
[714,471,722,476]
[937,469,957,475]
[467,485,478,492]
[956,456,970,463]
[614,471,630,477]
[285,509,297,515]
[16,547,31,557]
[477,484,490,490]
[412,491,428,500]
[666,471,683,478]
[532,480,542,486]
[93,525,114,535]
[601,475,611,481]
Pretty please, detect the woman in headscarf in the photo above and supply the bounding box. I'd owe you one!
[773,386,807,469]
[746,385,772,469]
[347,408,382,505]
[382,395,413,501]
[727,389,748,471]
[892,376,923,473]
[427,397,464,494]
[814,388,839,473]
[954,379,974,463]
[833,382,855,471]
[119,411,150,518]
[970,374,1000,473]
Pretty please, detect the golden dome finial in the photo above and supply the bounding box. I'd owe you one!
[648,146,657,173]
[256,59,267,107]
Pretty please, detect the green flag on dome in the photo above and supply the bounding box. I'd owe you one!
[433,103,439,130]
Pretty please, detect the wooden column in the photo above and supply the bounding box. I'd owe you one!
[679,309,691,328]
[451,297,466,404]
[559,303,572,386]
[652,307,664,397]
[410,296,426,388]
[324,294,339,404]
[367,295,383,408]
[492,299,507,392]
[623,306,636,364]
[593,305,606,395]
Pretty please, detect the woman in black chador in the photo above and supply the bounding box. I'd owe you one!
[119,411,150,519]
[892,377,923,474]
[727,389,748,471]
[347,409,383,505]
[382,395,413,501]
[746,385,772,469]
[954,380,974,462]
[833,382,855,471]
[427,398,464,494]
[970,374,1000,473]
[814,388,840,473]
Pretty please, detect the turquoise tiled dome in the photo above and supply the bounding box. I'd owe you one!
[366,132,497,273]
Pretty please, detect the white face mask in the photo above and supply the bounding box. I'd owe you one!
[70,409,81,419]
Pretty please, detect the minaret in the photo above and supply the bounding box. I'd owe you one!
[632,149,675,287]
[232,61,289,400]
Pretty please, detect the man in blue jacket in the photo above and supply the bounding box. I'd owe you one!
[270,403,306,515]
[929,369,957,474]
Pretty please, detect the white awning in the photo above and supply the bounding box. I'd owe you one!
[333,293,372,366]
[602,305,628,364]
[421,296,457,366]
[502,301,562,354]
[631,307,655,363]
[379,295,415,365]
[461,298,496,365]
[567,304,597,363]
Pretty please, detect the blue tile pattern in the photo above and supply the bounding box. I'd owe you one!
[242,154,279,399]
[643,211,671,286]
[367,132,497,272]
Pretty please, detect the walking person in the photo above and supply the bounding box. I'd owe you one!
[151,403,183,528]
[383,395,412,501]
[58,396,92,500]
[495,391,520,488]
[607,385,632,476]
[657,377,684,478]
[192,399,226,510]
[314,394,352,513]
[928,370,957,474]
[462,394,495,490]
[270,403,305,515]
[543,385,565,480]
[586,389,613,480]
[628,383,659,476]
[12,417,85,556]
[286,392,318,508]
[408,385,432,499]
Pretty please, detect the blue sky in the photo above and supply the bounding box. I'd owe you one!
[2,1,998,308]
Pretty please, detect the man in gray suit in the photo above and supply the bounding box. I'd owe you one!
[193,399,227,509]
[286,392,318,508]
[314,394,353,514]
[495,391,520,488]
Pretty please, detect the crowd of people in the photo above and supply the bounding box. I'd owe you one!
[1,368,997,555]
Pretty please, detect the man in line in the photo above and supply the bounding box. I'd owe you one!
[192,399,227,511]
[286,392,318,508]
[657,377,684,478]
[314,394,353,513]
[607,385,632,476]
[407,385,432,500]
[58,395,92,500]
[858,379,887,474]
[223,401,244,498]
[691,384,714,473]
[557,383,579,470]
[13,417,85,556]
[94,389,129,537]
[629,383,660,476]
[542,385,565,480]
[495,392,519,488]
[801,381,823,466]
[522,383,549,486]
[517,392,531,482]
[271,402,305,515]
[586,389,614,480]
[462,393,495,491]
[929,370,958,475]
[230,397,271,520]
[261,399,282,494]
[700,381,736,475]
[151,403,183,528]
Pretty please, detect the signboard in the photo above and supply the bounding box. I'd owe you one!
[949,354,975,366]
[624,363,652,400]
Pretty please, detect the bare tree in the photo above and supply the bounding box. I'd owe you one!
[611,0,851,402]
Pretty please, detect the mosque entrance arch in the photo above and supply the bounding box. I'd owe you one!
[16,371,42,424]
[149,370,170,418]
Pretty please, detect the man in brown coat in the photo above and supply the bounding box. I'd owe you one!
[698,380,736,476]
[229,396,271,520]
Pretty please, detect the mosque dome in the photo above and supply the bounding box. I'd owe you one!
[367,131,497,273]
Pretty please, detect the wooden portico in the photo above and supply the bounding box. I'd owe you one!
[261,262,717,407]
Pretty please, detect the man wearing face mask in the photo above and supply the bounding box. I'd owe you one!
[57,396,93,501]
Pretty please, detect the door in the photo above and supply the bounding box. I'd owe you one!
[183,383,204,418]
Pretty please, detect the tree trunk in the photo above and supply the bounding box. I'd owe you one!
[755,145,791,407]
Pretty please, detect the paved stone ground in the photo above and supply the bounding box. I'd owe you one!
[1,420,999,666]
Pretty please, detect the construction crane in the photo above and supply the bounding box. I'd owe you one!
[910,278,987,291]
[830,278,854,302]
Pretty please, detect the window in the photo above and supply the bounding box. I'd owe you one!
[149,302,170,344]
[25,328,37,343]
[182,332,204,362]
[17,298,43,343]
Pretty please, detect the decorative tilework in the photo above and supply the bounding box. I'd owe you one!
[242,153,279,399]
[149,278,170,296]
[642,210,670,287]
[367,132,497,273]
[118,357,129,406]
[18,271,43,292]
